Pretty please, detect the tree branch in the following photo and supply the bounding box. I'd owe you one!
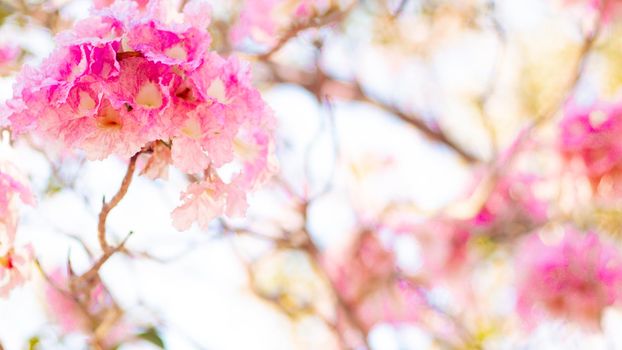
[98,154,138,253]
[267,62,480,163]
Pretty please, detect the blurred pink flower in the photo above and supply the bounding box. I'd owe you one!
[472,173,548,231]
[171,172,248,230]
[45,269,89,333]
[44,268,131,346]
[326,232,423,332]
[515,229,622,329]
[0,44,19,68]
[560,101,622,192]
[354,278,424,332]
[413,220,471,284]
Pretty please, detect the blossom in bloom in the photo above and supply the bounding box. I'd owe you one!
[230,0,332,46]
[3,0,276,230]
[171,171,248,230]
[559,101,622,192]
[515,229,622,329]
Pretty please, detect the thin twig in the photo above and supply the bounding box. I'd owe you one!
[257,4,355,61]
[81,231,134,284]
[98,154,138,253]
[267,62,479,163]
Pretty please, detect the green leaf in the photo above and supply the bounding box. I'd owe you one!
[137,327,165,349]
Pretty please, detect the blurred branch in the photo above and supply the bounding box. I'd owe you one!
[297,201,372,350]
[474,2,506,157]
[391,0,409,18]
[257,3,356,60]
[460,4,606,221]
[267,62,480,163]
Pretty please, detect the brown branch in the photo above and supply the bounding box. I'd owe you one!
[297,202,372,350]
[257,4,355,61]
[267,63,479,163]
[81,231,134,285]
[459,4,605,225]
[98,154,138,253]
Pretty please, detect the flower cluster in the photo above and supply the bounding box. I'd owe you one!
[559,101,622,191]
[515,229,622,329]
[230,0,331,46]
[3,0,276,230]
[0,162,35,297]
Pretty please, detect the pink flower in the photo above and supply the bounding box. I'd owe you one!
[3,0,276,230]
[559,101,622,189]
[171,172,248,231]
[515,229,622,329]
[127,16,210,70]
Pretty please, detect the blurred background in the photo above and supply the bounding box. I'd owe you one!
[2,0,622,349]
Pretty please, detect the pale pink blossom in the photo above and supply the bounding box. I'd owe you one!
[171,173,248,231]
[515,229,622,329]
